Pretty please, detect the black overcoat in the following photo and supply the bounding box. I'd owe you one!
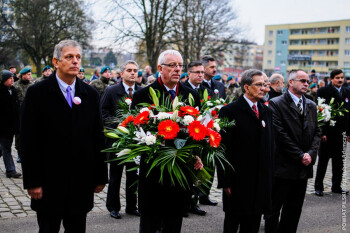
[20,72,108,215]
[183,80,214,97]
[0,84,19,138]
[269,92,321,180]
[202,79,226,99]
[131,78,200,215]
[217,95,274,216]
[316,84,350,155]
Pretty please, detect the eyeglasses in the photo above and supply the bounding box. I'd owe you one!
[189,71,205,74]
[293,79,309,84]
[250,82,267,88]
[162,63,184,69]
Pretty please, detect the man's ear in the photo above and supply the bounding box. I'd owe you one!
[52,57,59,70]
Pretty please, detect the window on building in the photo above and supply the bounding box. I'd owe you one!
[277,30,283,35]
[346,26,350,33]
[2,6,7,11]
[319,39,327,44]
[345,62,350,68]
[281,41,287,45]
[268,40,273,45]
[268,50,272,56]
[346,38,350,44]
[268,60,272,65]
[269,30,273,36]
[277,51,282,56]
[345,50,350,56]
[280,61,286,66]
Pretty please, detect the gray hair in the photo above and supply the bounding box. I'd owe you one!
[158,50,183,66]
[53,40,82,60]
[318,80,325,85]
[241,69,263,93]
[201,55,216,67]
[269,73,284,84]
[287,69,305,81]
[119,60,139,72]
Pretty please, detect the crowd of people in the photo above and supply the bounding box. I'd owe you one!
[0,39,349,233]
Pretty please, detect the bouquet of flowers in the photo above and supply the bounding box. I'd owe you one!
[103,87,234,190]
[317,97,348,127]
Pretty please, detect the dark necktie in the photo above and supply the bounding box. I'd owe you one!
[252,104,259,118]
[128,87,133,98]
[169,90,176,99]
[297,99,303,114]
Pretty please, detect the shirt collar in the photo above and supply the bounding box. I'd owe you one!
[122,81,135,94]
[203,79,211,85]
[188,81,200,89]
[243,94,258,109]
[164,84,177,92]
[56,73,76,97]
[334,86,342,93]
[288,90,303,106]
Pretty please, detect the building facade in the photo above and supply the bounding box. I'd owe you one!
[263,19,350,77]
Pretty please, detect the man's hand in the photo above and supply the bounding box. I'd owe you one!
[28,187,43,200]
[224,188,231,197]
[302,153,312,166]
[194,156,203,170]
[321,135,327,142]
[94,184,105,193]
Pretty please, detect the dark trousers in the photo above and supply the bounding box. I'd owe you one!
[0,136,16,173]
[106,161,138,212]
[265,177,308,233]
[139,214,183,233]
[37,211,87,233]
[223,213,261,233]
[315,141,345,191]
[15,134,21,160]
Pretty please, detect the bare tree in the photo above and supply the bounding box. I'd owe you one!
[0,0,93,76]
[103,0,183,73]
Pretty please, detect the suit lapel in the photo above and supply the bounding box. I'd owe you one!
[47,72,71,109]
[238,96,260,121]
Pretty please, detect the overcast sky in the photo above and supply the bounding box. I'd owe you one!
[90,0,350,48]
[234,0,350,44]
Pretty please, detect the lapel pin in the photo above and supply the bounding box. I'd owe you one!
[73,96,81,105]
[261,120,266,128]
[346,98,349,103]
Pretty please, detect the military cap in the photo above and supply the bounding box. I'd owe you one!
[213,74,221,80]
[79,67,85,72]
[180,72,188,80]
[155,71,160,78]
[310,83,317,89]
[227,76,234,81]
[20,67,31,74]
[9,65,16,69]
[138,71,143,77]
[1,70,14,84]
[100,66,111,74]
[42,65,51,73]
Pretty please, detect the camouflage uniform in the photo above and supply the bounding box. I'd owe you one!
[13,79,34,106]
[90,77,114,96]
[226,84,242,103]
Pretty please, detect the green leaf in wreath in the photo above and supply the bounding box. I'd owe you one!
[149,87,159,107]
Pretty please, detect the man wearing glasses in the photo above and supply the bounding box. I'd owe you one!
[184,61,214,97]
[218,69,274,232]
[131,50,201,233]
[265,69,321,233]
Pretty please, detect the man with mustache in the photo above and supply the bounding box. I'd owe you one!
[314,69,350,196]
[201,55,226,99]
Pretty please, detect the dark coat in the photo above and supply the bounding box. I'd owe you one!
[269,92,321,180]
[100,82,142,128]
[0,84,19,138]
[183,79,214,97]
[217,95,274,216]
[131,78,201,215]
[202,79,226,99]
[267,87,282,101]
[20,72,108,215]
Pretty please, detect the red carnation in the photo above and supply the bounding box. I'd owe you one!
[121,115,134,127]
[158,120,180,140]
[207,128,221,148]
[211,110,217,117]
[188,121,207,141]
[180,106,200,117]
[133,111,149,125]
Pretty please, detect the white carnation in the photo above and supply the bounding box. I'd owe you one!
[157,112,172,120]
[140,107,150,113]
[213,122,221,132]
[207,102,213,107]
[125,98,132,105]
[214,89,219,94]
[183,115,195,126]
[145,134,157,145]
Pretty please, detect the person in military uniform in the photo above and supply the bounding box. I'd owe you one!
[226,76,242,102]
[77,67,89,84]
[35,65,52,83]
[13,68,34,163]
[90,66,114,96]
[9,65,19,82]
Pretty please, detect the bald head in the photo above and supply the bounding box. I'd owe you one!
[269,73,284,93]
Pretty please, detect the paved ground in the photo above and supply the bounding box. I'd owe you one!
[0,142,349,232]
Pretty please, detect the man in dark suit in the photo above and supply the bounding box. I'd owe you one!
[314,69,350,196]
[268,73,284,101]
[20,40,108,233]
[265,69,321,233]
[218,69,274,233]
[131,50,201,233]
[201,55,226,99]
[183,61,214,97]
[101,60,142,219]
